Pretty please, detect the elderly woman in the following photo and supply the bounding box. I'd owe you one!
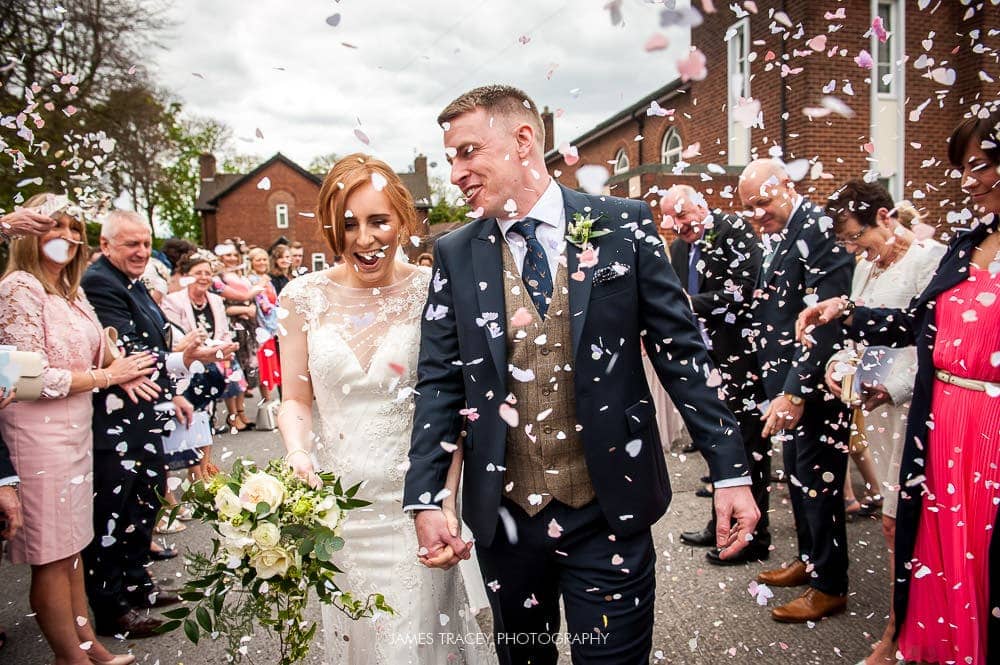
[0,193,158,665]
[822,179,945,665]
[247,247,281,402]
[799,106,1000,664]
[161,253,234,479]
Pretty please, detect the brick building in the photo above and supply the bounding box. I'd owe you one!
[545,1,999,232]
[195,152,432,267]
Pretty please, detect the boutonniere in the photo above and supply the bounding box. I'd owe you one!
[702,226,719,248]
[566,212,611,250]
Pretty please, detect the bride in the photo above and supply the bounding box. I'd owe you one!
[277,153,492,664]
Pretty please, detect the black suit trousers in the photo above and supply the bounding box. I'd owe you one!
[783,399,850,595]
[83,449,165,618]
[476,499,655,665]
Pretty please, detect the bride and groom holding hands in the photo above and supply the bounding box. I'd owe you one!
[277,84,759,665]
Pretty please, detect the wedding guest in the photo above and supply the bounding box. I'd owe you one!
[162,253,235,479]
[741,159,854,622]
[141,249,171,305]
[248,247,281,401]
[823,179,945,664]
[797,106,1000,663]
[0,194,158,665]
[269,243,293,295]
[82,210,235,638]
[416,252,434,267]
[288,241,306,276]
[215,242,258,432]
[662,184,771,565]
[159,238,196,294]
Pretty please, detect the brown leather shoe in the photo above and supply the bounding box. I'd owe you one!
[756,560,809,587]
[95,609,164,638]
[771,587,847,623]
[128,586,181,609]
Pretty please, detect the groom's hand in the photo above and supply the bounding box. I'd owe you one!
[713,485,761,559]
[414,509,470,570]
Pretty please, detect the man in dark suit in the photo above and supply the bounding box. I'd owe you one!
[739,159,854,622]
[663,185,771,565]
[404,85,760,665]
[82,210,236,638]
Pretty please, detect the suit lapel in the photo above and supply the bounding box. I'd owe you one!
[471,220,508,382]
[671,241,690,287]
[561,185,595,358]
[762,203,808,286]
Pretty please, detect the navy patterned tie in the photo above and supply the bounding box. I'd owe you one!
[510,217,553,318]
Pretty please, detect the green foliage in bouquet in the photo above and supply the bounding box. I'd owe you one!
[159,458,393,664]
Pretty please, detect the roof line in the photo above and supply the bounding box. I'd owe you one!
[544,79,689,160]
[207,152,322,205]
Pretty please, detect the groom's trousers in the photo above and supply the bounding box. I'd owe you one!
[476,498,655,665]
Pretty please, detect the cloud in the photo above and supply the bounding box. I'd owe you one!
[153,0,692,181]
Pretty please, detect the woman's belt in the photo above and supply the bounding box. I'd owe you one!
[934,369,1000,392]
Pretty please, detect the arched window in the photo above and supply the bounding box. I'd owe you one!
[613,148,630,175]
[661,128,683,165]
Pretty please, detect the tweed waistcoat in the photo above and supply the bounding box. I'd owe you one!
[501,243,595,516]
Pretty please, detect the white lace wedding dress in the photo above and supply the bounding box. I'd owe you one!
[280,267,493,665]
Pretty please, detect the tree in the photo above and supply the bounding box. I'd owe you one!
[157,112,232,243]
[0,0,167,207]
[426,176,469,225]
[222,153,265,174]
[307,152,341,175]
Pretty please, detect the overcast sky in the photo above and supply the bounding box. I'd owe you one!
[152,0,691,183]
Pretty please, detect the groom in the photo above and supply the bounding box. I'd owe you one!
[404,85,759,665]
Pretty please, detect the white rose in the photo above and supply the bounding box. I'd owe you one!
[214,486,243,520]
[252,522,281,548]
[238,472,286,516]
[219,520,254,549]
[316,504,343,531]
[250,546,293,579]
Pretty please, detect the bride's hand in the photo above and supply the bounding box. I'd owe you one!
[442,503,460,538]
[421,544,456,568]
[286,450,321,488]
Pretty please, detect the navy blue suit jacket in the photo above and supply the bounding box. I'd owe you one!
[751,200,854,401]
[82,256,175,456]
[403,185,749,547]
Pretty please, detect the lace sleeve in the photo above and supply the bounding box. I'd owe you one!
[278,273,330,324]
[0,272,72,398]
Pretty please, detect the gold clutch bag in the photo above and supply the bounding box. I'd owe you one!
[101,327,123,368]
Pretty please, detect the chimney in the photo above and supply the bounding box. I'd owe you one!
[414,153,427,178]
[541,106,554,153]
[199,153,217,180]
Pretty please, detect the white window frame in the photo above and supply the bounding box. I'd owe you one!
[613,148,630,175]
[660,127,683,165]
[275,203,289,229]
[875,1,898,98]
[310,252,325,272]
[726,17,752,166]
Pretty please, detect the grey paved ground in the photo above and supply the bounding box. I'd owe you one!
[0,422,890,664]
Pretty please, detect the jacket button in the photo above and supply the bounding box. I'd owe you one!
[543,425,553,434]
[542,388,552,396]
[540,348,551,355]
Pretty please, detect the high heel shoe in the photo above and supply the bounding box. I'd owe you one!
[236,410,255,431]
[89,653,137,665]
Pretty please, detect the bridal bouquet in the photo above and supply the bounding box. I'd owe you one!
[160,458,392,664]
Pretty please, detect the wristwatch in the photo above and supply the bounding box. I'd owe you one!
[839,297,856,318]
[782,392,804,406]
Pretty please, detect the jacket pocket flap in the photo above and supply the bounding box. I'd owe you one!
[624,397,656,434]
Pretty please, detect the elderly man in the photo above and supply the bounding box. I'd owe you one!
[740,159,854,622]
[81,210,237,638]
[662,185,771,565]
[405,85,759,665]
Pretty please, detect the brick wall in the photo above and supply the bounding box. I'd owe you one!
[547,1,998,233]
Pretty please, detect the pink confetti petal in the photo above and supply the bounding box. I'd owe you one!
[806,35,827,52]
[571,270,586,282]
[854,49,874,69]
[578,247,599,268]
[354,128,370,145]
[510,307,533,327]
[677,47,708,82]
[871,16,888,43]
[547,519,563,538]
[644,33,669,52]
[499,403,519,428]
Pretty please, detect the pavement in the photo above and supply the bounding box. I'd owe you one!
[0,421,891,664]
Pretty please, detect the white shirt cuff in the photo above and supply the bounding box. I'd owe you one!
[403,505,441,513]
[166,351,190,377]
[0,475,19,486]
[713,476,752,489]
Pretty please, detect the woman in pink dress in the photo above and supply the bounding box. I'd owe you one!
[0,194,158,665]
[798,107,1000,664]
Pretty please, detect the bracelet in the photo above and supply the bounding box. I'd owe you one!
[284,449,311,464]
[101,371,112,389]
[87,369,98,390]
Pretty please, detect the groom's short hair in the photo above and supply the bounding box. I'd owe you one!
[438,85,545,145]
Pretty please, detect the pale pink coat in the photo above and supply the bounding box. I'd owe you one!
[0,271,103,565]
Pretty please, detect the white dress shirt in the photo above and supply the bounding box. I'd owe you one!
[495,177,566,277]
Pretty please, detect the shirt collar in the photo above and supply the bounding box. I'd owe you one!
[496,177,565,237]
